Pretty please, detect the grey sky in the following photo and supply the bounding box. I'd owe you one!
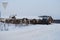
[0,0,60,19]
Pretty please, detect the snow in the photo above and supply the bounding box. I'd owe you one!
[0,23,60,40]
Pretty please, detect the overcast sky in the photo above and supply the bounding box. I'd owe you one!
[0,0,60,19]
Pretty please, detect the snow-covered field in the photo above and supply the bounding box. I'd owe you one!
[0,23,60,40]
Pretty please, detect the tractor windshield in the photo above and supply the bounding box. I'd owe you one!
[38,16,49,20]
[43,17,49,19]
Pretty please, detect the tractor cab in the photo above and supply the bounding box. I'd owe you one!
[38,15,53,24]
[38,16,49,20]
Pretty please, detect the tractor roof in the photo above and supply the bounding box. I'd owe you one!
[38,15,51,18]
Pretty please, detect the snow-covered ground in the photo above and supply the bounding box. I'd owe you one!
[0,23,60,40]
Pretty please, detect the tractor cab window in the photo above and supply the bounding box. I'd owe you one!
[38,16,49,20]
[43,17,49,20]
